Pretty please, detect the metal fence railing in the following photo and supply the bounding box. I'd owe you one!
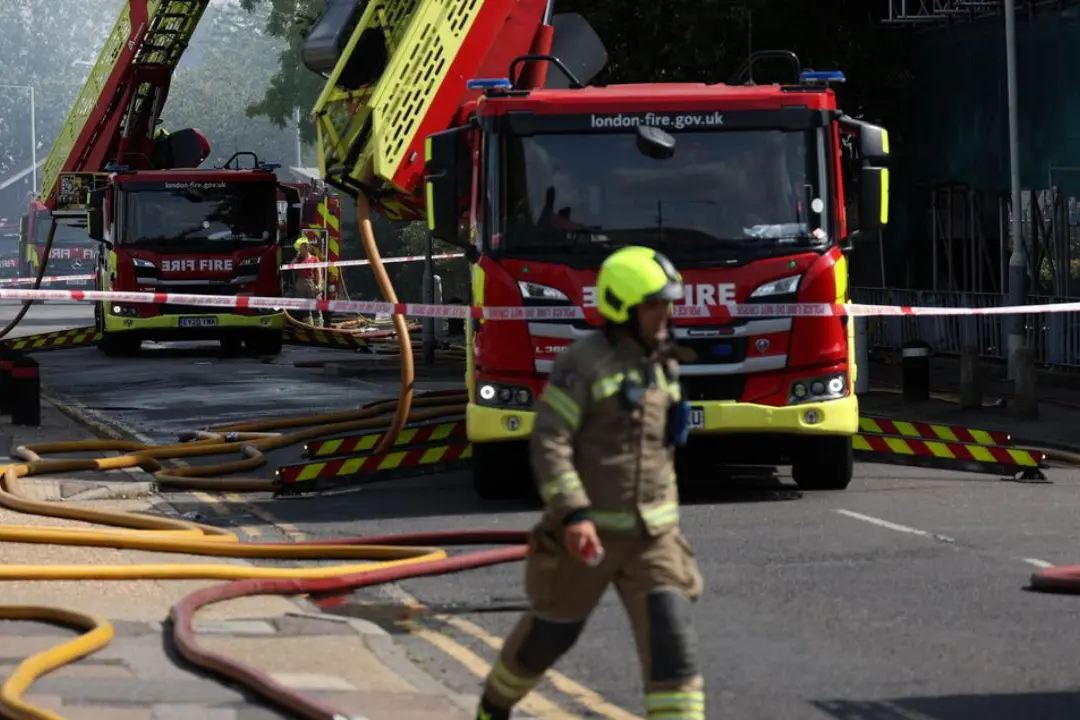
[851,287,1080,369]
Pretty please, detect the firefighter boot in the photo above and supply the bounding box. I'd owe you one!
[474,695,510,720]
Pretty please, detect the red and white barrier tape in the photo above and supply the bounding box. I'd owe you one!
[0,274,95,286]
[0,286,1075,320]
[280,253,464,271]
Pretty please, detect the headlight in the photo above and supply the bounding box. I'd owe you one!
[131,257,155,269]
[788,371,846,405]
[238,256,260,268]
[750,275,800,298]
[110,303,139,317]
[518,281,569,303]
[477,382,533,408]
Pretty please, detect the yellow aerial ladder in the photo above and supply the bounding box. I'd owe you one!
[41,0,211,216]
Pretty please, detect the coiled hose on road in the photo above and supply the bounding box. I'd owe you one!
[0,388,528,720]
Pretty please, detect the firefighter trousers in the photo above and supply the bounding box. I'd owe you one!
[481,527,705,719]
[292,278,323,327]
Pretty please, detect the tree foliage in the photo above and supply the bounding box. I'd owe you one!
[236,1,916,300]
[0,0,118,206]
[0,0,315,218]
[238,0,325,144]
[166,2,307,167]
[240,0,915,146]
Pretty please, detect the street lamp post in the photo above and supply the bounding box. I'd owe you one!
[0,84,37,195]
[1003,0,1027,378]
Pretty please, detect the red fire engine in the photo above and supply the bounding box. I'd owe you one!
[308,1,890,497]
[37,1,288,357]
[19,199,98,287]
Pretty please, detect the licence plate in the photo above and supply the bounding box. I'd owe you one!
[179,316,218,328]
[689,406,705,429]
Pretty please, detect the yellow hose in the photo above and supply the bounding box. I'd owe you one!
[0,606,113,720]
[0,165,431,719]
[356,188,415,456]
[0,391,466,718]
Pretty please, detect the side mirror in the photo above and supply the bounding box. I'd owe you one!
[87,189,105,242]
[279,185,303,242]
[636,125,676,160]
[858,124,889,162]
[839,115,889,162]
[424,126,470,246]
[858,166,889,233]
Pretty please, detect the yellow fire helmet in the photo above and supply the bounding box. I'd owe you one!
[293,237,310,252]
[595,246,684,324]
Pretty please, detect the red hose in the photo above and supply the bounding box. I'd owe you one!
[169,531,529,720]
[1030,566,1080,594]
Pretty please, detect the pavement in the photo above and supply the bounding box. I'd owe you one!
[6,302,1080,719]
[864,354,1080,449]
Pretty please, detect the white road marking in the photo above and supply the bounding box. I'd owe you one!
[834,509,955,543]
[1023,558,1054,569]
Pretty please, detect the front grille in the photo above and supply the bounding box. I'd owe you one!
[155,283,239,315]
[682,375,746,402]
[677,337,748,365]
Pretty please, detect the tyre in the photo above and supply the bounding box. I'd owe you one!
[791,435,854,491]
[98,332,141,357]
[472,440,533,500]
[245,332,283,357]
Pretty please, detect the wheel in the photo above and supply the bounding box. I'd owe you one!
[98,332,141,357]
[245,332,283,357]
[472,440,533,500]
[791,435,854,491]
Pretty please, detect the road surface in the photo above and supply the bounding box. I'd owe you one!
[5,301,1080,720]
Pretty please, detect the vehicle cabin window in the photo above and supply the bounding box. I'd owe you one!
[502,129,821,253]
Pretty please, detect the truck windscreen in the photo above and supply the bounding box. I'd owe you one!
[29,211,90,246]
[120,182,275,247]
[500,129,826,259]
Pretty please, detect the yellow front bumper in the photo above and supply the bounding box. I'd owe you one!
[104,311,285,333]
[466,393,859,444]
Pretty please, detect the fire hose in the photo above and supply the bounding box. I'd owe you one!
[0,389,530,720]
[0,181,497,719]
[0,218,60,341]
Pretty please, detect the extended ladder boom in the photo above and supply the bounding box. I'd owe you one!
[306,0,552,221]
[39,0,211,210]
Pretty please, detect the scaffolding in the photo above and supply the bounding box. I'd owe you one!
[874,0,1080,303]
[882,0,1075,24]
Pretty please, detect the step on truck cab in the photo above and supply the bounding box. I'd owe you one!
[79,154,287,357]
[425,57,890,497]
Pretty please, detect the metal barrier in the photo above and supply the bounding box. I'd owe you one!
[852,287,1080,369]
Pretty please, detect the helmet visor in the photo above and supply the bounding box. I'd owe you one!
[647,281,684,304]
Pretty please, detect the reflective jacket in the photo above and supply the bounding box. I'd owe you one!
[529,330,682,536]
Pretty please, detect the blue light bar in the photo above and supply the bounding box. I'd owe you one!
[466,78,513,91]
[258,162,281,171]
[105,164,130,172]
[798,70,846,85]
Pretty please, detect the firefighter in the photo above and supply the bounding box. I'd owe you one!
[291,237,324,327]
[475,246,705,720]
